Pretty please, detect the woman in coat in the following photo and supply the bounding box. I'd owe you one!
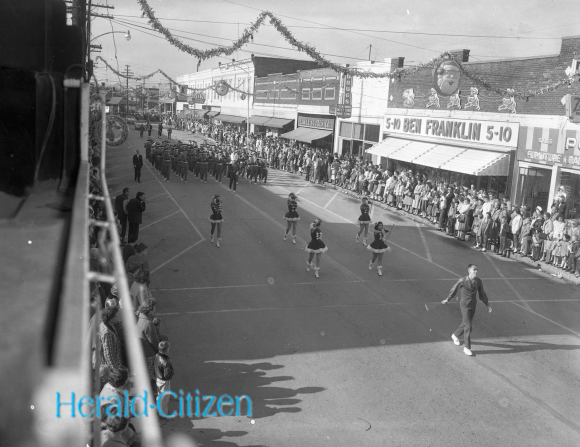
[455,198,472,241]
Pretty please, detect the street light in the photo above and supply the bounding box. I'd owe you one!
[90,30,131,43]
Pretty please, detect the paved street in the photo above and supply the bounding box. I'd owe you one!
[107,130,580,447]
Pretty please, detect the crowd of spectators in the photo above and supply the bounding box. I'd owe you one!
[87,113,175,445]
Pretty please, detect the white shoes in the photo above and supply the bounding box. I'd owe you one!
[284,234,287,241]
[369,261,374,270]
[363,238,368,246]
[314,268,320,278]
[292,236,296,244]
[306,262,311,272]
[356,234,360,243]
[451,334,460,346]
[463,347,473,356]
[210,235,214,243]
[377,266,383,276]
[216,238,221,248]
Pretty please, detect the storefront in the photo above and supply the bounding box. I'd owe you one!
[248,115,294,137]
[280,112,335,152]
[338,122,381,158]
[214,113,247,131]
[516,125,580,219]
[367,112,519,197]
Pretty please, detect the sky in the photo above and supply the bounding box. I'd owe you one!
[88,0,580,89]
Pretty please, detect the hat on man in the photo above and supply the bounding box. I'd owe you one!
[135,243,148,253]
[536,206,542,212]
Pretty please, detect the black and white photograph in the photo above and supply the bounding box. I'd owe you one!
[2,0,580,446]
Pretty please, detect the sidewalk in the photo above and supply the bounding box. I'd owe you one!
[306,175,580,286]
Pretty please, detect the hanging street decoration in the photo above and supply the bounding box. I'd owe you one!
[433,59,461,96]
[403,89,415,108]
[447,92,462,109]
[93,115,129,147]
[497,89,517,113]
[215,80,230,96]
[426,89,440,108]
[464,87,481,111]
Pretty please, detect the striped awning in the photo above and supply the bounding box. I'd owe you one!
[368,137,510,176]
[517,125,580,170]
[216,114,246,124]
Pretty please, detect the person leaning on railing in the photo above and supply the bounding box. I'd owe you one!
[136,298,161,392]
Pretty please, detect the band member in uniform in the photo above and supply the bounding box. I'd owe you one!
[214,153,224,183]
[249,157,259,184]
[198,152,209,183]
[259,159,268,183]
[209,195,224,247]
[179,150,188,182]
[161,147,171,182]
[356,197,372,246]
[367,222,390,276]
[305,219,328,278]
[229,161,239,193]
[284,193,300,244]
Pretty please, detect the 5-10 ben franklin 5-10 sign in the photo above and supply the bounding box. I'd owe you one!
[384,114,519,148]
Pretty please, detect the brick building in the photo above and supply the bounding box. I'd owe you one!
[367,36,580,217]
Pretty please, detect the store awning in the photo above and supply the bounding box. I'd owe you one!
[439,150,510,176]
[280,127,333,143]
[248,115,272,125]
[189,109,205,118]
[365,138,413,158]
[206,111,220,118]
[369,138,511,176]
[263,117,293,128]
[216,114,246,124]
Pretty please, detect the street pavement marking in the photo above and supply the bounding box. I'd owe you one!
[295,181,311,196]
[140,210,180,231]
[151,277,544,292]
[416,222,433,263]
[323,190,340,209]
[511,301,580,338]
[150,239,205,275]
[273,182,461,278]
[154,298,580,316]
[107,172,134,181]
[221,184,365,282]
[110,180,156,195]
[148,192,168,201]
[483,251,533,312]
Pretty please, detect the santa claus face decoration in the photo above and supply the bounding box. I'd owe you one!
[433,60,461,96]
[215,80,229,96]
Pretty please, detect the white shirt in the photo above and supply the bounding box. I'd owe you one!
[510,214,523,234]
[482,201,492,216]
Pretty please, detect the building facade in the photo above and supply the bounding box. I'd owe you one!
[368,39,580,219]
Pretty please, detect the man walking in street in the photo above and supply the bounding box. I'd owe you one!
[139,123,145,138]
[147,121,152,137]
[126,192,146,241]
[158,121,163,138]
[133,150,143,182]
[114,187,130,245]
[441,264,492,356]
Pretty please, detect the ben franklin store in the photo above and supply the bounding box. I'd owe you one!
[281,113,335,152]
[367,112,518,196]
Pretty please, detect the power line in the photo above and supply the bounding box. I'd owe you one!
[113,13,562,40]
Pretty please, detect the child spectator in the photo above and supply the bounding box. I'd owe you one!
[542,235,555,263]
[154,341,175,419]
[555,234,570,268]
[531,229,543,261]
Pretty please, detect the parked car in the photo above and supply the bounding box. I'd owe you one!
[125,115,137,125]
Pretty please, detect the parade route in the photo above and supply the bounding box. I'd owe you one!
[106,129,580,447]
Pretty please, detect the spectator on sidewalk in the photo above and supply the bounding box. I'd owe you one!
[127,243,149,272]
[510,208,523,253]
[126,192,146,241]
[114,188,130,244]
[100,306,123,369]
[122,234,138,265]
[130,269,153,312]
[155,341,175,419]
[136,298,160,391]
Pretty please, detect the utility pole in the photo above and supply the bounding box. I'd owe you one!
[125,65,133,118]
[369,44,372,62]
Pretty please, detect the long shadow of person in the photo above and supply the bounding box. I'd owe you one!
[471,340,580,355]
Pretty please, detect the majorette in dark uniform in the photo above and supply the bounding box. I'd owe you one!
[305,219,327,278]
[284,193,300,244]
[356,197,372,246]
[367,221,390,276]
[209,194,223,247]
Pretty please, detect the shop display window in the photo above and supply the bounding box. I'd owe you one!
[364,125,380,143]
[516,167,551,214]
[339,122,352,138]
[352,124,364,140]
[560,171,580,219]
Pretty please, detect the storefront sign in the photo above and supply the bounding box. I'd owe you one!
[188,91,206,104]
[517,126,580,170]
[297,114,334,130]
[433,60,461,97]
[336,74,352,118]
[384,114,519,148]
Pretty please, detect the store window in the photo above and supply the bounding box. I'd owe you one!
[516,167,551,214]
[339,122,352,138]
[270,90,279,100]
[340,122,381,157]
[312,88,322,100]
[324,88,335,100]
[352,124,364,140]
[559,171,580,218]
[302,88,310,100]
[364,124,380,142]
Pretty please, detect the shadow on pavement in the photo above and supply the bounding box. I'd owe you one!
[472,340,580,355]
